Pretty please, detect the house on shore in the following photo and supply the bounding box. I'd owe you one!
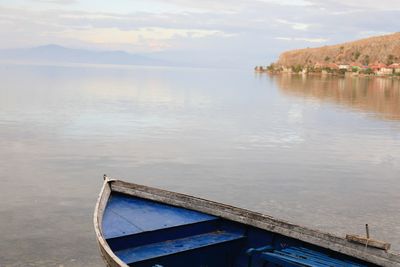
[338,63,350,70]
[314,62,325,69]
[254,66,266,72]
[369,63,393,75]
[259,60,400,76]
[327,63,339,70]
[389,63,400,74]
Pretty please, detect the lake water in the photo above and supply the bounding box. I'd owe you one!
[0,64,399,266]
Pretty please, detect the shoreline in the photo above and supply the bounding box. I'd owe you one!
[255,70,400,79]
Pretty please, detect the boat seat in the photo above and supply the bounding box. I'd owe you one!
[247,246,367,267]
[115,230,245,265]
[102,193,217,240]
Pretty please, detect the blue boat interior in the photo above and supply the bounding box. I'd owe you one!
[102,192,374,267]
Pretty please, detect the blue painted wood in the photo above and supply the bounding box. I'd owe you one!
[106,219,221,251]
[297,247,366,266]
[282,248,346,266]
[101,192,374,267]
[244,243,368,267]
[258,247,368,267]
[246,245,273,255]
[132,241,243,267]
[114,231,245,264]
[283,247,366,267]
[262,251,329,267]
[102,193,216,239]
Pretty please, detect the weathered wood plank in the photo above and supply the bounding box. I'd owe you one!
[346,234,391,251]
[94,178,129,267]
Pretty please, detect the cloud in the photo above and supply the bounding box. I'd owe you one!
[0,0,398,67]
[357,31,395,39]
[275,37,328,43]
[308,0,400,10]
[260,0,313,6]
[276,19,312,31]
[56,27,234,51]
[0,6,238,53]
[115,0,314,13]
[31,0,76,4]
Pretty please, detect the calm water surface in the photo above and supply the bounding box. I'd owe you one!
[0,64,399,266]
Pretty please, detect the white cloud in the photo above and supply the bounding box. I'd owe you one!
[31,0,76,3]
[55,27,233,51]
[260,0,313,6]
[308,0,400,10]
[0,0,398,67]
[276,19,311,31]
[275,37,328,43]
[357,31,394,38]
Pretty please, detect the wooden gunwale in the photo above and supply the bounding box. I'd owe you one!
[94,178,129,267]
[95,179,400,267]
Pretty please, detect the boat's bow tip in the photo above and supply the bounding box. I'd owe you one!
[103,174,117,184]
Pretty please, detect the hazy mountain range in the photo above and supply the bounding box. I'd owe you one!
[0,44,176,67]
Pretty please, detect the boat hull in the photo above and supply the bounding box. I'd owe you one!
[94,178,400,267]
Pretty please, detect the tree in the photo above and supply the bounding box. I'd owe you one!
[362,55,370,66]
[266,63,275,71]
[291,65,303,73]
[324,56,330,62]
[361,68,373,75]
[354,51,361,60]
[387,54,395,65]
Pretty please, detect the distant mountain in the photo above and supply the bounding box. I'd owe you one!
[0,44,172,66]
[275,33,400,67]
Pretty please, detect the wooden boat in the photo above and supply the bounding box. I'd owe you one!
[94,177,400,267]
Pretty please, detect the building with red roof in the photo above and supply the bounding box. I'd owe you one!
[389,63,400,74]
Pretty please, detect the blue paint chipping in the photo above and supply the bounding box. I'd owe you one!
[102,192,374,267]
[102,193,216,239]
[115,231,245,264]
[261,250,364,267]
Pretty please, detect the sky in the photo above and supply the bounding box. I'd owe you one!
[0,0,398,67]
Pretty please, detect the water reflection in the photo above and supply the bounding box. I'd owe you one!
[269,74,400,120]
[1,65,399,266]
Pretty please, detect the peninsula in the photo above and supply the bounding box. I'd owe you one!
[257,33,400,77]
